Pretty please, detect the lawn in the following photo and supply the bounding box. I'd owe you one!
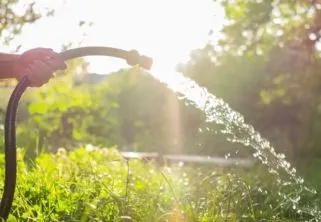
[0,147,318,221]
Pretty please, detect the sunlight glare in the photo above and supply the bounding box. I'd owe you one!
[83,0,223,74]
[5,0,224,76]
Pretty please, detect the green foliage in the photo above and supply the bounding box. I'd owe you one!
[15,61,120,155]
[12,66,209,156]
[0,1,41,45]
[0,147,314,221]
[103,68,206,154]
[4,0,321,160]
[1,1,321,220]
[173,0,321,159]
[1,0,320,162]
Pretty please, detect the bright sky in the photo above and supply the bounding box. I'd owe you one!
[6,0,224,74]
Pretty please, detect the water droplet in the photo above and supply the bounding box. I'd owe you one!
[149,66,321,219]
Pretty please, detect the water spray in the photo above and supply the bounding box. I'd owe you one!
[0,46,153,220]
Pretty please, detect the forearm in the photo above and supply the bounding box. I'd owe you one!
[0,53,20,79]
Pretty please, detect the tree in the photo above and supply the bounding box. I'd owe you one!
[177,0,321,159]
[0,1,41,45]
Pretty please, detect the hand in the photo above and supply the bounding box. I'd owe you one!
[14,48,67,87]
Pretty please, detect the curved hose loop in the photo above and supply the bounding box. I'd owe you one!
[0,46,152,220]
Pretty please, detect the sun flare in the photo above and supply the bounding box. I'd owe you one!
[5,0,224,76]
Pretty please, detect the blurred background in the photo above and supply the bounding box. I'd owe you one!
[3,1,321,220]
[1,0,321,165]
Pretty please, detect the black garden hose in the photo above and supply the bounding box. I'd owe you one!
[0,46,152,220]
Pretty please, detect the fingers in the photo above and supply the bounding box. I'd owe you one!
[22,48,66,68]
[34,60,54,76]
[38,49,67,71]
[17,48,67,87]
[43,57,67,70]
[21,48,55,62]
[26,60,55,87]
[41,48,59,60]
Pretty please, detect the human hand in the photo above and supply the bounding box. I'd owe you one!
[14,48,67,87]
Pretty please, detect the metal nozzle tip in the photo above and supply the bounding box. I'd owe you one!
[127,50,153,70]
[140,55,153,70]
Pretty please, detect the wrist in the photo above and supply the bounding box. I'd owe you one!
[0,54,20,79]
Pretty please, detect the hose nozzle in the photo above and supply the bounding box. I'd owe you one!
[126,50,153,70]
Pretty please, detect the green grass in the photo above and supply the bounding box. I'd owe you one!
[0,147,318,221]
